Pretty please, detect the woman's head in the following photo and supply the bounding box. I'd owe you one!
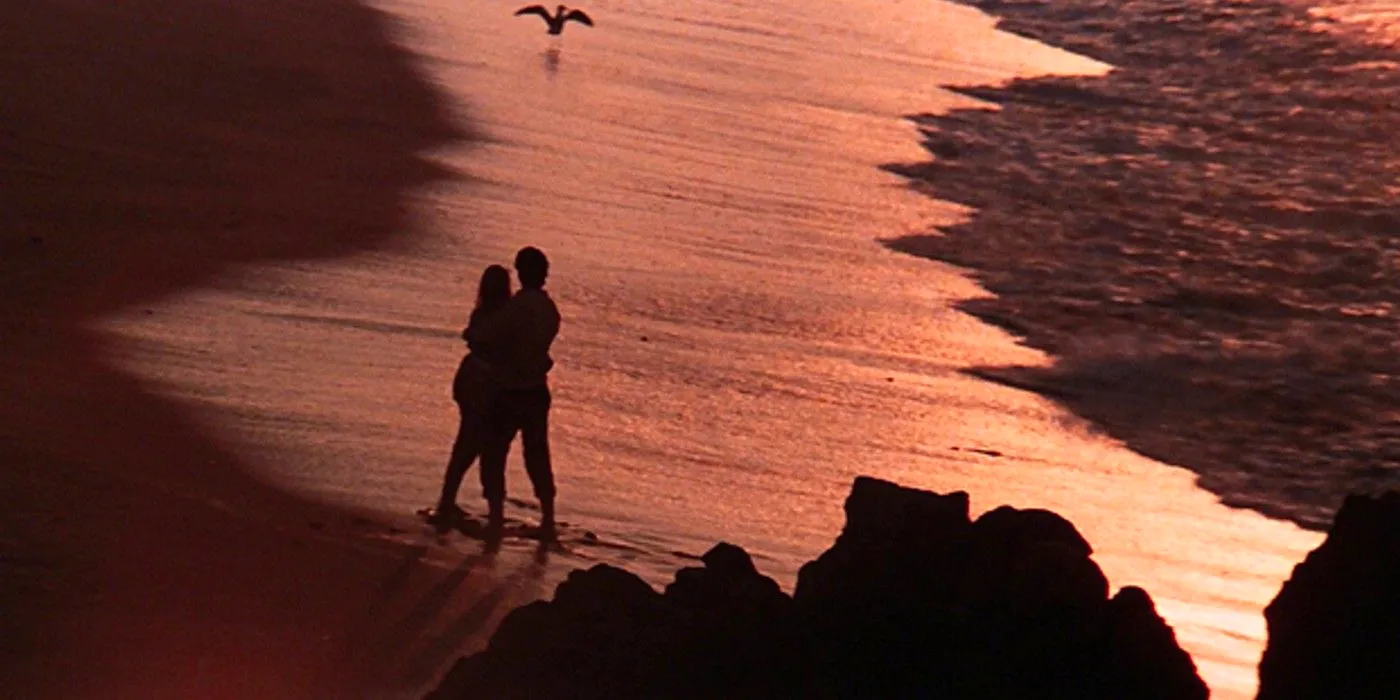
[476,264,512,311]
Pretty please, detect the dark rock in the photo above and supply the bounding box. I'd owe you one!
[665,542,787,617]
[431,565,684,699]
[1003,539,1109,613]
[1105,586,1209,700]
[428,477,1206,700]
[968,506,1106,613]
[794,475,971,608]
[664,543,805,698]
[973,505,1093,557]
[1258,491,1400,699]
[552,562,661,616]
[843,474,972,544]
[701,541,758,576]
[790,479,1154,698]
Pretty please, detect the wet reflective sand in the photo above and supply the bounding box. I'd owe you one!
[99,1,1330,696]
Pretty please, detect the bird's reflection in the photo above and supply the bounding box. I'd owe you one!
[543,44,561,76]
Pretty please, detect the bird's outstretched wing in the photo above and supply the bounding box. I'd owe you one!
[514,5,551,20]
[563,9,593,26]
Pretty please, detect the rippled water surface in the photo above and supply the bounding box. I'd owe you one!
[886,0,1400,531]
[99,0,1334,696]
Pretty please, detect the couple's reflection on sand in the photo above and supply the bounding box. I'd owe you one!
[480,526,561,564]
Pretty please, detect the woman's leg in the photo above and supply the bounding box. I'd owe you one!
[436,400,480,511]
[478,420,513,527]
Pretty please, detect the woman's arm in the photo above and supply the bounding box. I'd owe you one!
[465,305,513,351]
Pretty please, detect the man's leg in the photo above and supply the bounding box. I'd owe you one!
[478,404,517,528]
[518,386,556,532]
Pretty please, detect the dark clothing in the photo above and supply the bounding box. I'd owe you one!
[437,399,484,510]
[465,305,514,366]
[450,354,494,412]
[452,306,513,402]
[478,386,555,505]
[474,287,560,510]
[473,288,560,390]
[437,306,510,510]
[446,286,561,517]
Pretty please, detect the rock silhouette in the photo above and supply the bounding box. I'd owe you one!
[1258,491,1400,699]
[428,477,1206,699]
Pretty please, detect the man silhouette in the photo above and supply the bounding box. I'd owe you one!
[477,246,561,536]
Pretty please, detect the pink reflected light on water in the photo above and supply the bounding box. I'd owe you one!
[99,0,1324,697]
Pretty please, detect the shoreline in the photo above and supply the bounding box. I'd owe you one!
[0,1,570,696]
[883,0,1400,531]
[0,0,1344,696]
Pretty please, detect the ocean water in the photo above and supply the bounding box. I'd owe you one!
[95,0,1343,696]
[885,0,1400,533]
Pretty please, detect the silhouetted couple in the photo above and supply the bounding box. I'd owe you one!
[431,246,561,538]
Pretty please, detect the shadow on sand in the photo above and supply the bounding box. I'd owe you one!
[327,539,555,697]
[0,0,478,696]
[883,0,1400,530]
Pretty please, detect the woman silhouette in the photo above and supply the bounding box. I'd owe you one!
[430,264,513,530]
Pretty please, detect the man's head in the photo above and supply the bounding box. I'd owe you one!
[514,246,549,289]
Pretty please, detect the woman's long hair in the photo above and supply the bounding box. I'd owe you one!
[475,264,512,314]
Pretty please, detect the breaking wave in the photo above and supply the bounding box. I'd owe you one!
[885,0,1400,529]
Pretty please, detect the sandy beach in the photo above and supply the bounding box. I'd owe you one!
[3,0,1340,698]
[0,1,567,696]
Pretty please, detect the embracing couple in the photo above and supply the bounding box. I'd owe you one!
[431,246,561,538]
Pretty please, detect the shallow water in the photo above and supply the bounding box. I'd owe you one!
[100,0,1327,696]
[884,0,1400,531]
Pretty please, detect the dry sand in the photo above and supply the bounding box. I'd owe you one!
[0,1,560,696]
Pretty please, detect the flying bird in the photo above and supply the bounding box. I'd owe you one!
[514,4,593,35]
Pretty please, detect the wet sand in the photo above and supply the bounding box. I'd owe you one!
[0,1,557,696]
[2,0,1344,697]
[71,1,1330,696]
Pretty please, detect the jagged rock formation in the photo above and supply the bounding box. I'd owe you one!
[429,476,1207,699]
[1258,491,1400,699]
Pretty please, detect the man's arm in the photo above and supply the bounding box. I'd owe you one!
[466,300,517,351]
